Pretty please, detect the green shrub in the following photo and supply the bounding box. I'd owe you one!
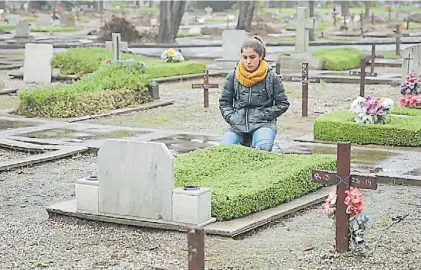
[312,47,365,71]
[51,47,206,77]
[314,109,421,146]
[174,145,336,221]
[15,62,152,118]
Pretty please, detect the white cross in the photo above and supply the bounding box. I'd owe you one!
[292,7,316,54]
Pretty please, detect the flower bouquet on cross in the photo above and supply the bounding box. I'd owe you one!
[399,72,421,107]
[160,48,184,63]
[350,96,394,124]
[322,187,372,250]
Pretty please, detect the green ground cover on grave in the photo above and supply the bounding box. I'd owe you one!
[14,62,151,118]
[174,145,336,221]
[312,47,365,71]
[31,26,81,32]
[51,47,206,78]
[314,107,421,146]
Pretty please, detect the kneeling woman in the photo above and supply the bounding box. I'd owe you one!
[218,36,290,152]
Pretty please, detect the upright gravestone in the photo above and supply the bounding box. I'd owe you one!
[23,43,53,83]
[15,20,29,38]
[278,6,324,70]
[38,15,52,27]
[98,140,175,221]
[402,44,421,79]
[7,15,21,25]
[105,33,128,53]
[217,29,248,70]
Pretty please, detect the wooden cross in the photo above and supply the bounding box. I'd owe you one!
[153,227,205,270]
[191,70,219,108]
[311,143,378,253]
[280,63,320,117]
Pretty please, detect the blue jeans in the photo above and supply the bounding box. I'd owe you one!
[219,127,277,152]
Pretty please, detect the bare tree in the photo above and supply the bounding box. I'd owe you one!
[236,1,257,32]
[157,0,186,43]
[364,1,371,18]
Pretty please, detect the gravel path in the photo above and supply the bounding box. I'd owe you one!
[1,154,421,270]
[92,75,403,140]
[0,148,34,162]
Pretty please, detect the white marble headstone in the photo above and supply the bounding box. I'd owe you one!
[23,43,53,83]
[222,29,248,61]
[98,140,175,221]
[402,44,421,78]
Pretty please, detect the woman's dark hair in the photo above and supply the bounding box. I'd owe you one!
[240,36,266,59]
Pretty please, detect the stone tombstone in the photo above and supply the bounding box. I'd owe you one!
[204,6,213,16]
[222,29,248,62]
[15,20,29,38]
[98,140,174,221]
[23,43,53,83]
[7,14,21,25]
[402,44,421,79]
[292,6,316,54]
[38,14,51,27]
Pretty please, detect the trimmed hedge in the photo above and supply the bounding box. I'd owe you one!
[312,47,365,71]
[174,145,336,221]
[15,62,152,118]
[51,47,207,78]
[314,108,421,146]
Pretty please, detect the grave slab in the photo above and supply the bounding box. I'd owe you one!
[23,43,53,83]
[15,21,29,38]
[216,30,248,70]
[98,140,174,221]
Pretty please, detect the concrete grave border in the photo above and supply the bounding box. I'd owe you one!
[0,138,89,172]
[46,187,330,238]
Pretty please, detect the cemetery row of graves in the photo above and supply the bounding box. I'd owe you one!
[2,19,421,266]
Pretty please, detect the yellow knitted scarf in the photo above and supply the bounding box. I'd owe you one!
[235,60,269,87]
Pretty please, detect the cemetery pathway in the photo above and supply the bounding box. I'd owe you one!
[91,78,402,141]
[1,153,421,269]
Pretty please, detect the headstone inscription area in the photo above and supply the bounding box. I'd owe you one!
[311,143,378,253]
[23,43,53,84]
[55,139,216,229]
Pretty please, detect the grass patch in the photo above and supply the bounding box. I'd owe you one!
[314,108,421,146]
[312,47,365,71]
[176,32,203,38]
[51,47,206,78]
[174,145,336,221]
[0,24,16,30]
[14,62,152,118]
[31,26,81,33]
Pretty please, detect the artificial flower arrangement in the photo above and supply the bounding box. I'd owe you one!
[399,72,421,108]
[350,96,394,124]
[160,48,184,63]
[322,187,372,250]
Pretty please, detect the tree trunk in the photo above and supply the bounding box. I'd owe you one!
[364,1,371,18]
[0,1,5,10]
[309,0,315,41]
[236,1,257,32]
[157,0,186,43]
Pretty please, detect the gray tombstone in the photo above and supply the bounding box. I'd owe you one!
[220,29,248,69]
[23,43,53,83]
[6,15,21,25]
[402,44,421,79]
[15,20,29,38]
[98,140,175,221]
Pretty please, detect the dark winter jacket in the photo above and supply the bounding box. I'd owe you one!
[218,67,290,135]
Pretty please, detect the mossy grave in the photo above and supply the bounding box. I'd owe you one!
[174,145,336,221]
[314,107,421,146]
